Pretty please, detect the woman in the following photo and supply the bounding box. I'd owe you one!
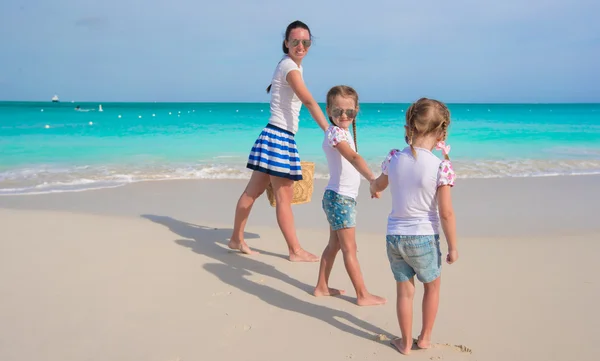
[228,20,328,262]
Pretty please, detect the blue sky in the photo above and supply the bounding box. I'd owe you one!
[0,0,598,103]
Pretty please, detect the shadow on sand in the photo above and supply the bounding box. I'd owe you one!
[142,214,392,341]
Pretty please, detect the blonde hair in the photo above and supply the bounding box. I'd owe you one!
[326,85,359,151]
[405,98,451,160]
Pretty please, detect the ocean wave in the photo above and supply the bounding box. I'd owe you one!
[450,159,600,179]
[1,159,600,196]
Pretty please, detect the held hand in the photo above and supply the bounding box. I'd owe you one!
[369,180,381,199]
[446,249,459,264]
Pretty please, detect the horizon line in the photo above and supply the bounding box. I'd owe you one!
[2,100,600,105]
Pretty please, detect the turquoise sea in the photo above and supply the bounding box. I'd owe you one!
[1,101,599,195]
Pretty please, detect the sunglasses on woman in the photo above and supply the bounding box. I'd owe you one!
[289,39,312,48]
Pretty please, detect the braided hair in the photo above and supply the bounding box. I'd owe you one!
[326,85,359,151]
[405,98,451,160]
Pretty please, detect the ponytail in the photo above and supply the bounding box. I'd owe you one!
[409,139,416,159]
[282,39,288,54]
[405,98,452,161]
[266,40,289,94]
[406,103,417,159]
[437,131,451,161]
[352,118,358,152]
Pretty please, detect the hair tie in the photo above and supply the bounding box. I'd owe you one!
[435,141,451,156]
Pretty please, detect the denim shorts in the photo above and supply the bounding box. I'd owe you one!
[322,189,357,231]
[386,234,442,283]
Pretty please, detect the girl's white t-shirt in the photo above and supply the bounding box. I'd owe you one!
[381,147,456,235]
[268,56,303,134]
[322,125,361,199]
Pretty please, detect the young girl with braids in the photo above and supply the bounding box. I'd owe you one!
[313,85,387,307]
[370,98,458,354]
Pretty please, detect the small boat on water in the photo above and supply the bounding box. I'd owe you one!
[51,95,59,102]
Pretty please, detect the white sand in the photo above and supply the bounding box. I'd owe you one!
[1,175,599,361]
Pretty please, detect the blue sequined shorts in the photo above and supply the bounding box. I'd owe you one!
[322,189,357,231]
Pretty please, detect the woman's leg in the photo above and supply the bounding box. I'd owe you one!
[228,170,271,254]
[270,175,319,262]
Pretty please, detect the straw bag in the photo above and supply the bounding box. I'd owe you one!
[266,161,315,207]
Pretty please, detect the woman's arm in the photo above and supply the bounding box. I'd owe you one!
[287,71,328,131]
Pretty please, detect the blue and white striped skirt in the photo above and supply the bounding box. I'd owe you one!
[246,123,303,181]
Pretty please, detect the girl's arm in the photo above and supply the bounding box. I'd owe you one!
[371,173,389,193]
[334,141,375,181]
[437,185,458,264]
[368,173,388,199]
[287,71,328,131]
[436,159,458,264]
[371,149,394,194]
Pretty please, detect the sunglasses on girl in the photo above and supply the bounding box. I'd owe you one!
[331,108,357,119]
[289,39,312,48]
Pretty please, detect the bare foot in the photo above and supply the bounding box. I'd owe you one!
[289,248,319,262]
[391,338,413,355]
[228,239,259,255]
[356,293,387,306]
[313,286,345,297]
[417,335,431,349]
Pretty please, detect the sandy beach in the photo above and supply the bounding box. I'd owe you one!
[1,175,599,361]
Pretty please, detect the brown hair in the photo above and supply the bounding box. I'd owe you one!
[405,98,451,160]
[266,20,312,94]
[326,85,359,151]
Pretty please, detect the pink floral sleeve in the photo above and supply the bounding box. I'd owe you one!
[381,149,400,175]
[326,126,350,148]
[437,160,456,187]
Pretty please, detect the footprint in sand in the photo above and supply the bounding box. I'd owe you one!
[223,324,252,336]
[423,342,473,359]
[211,291,233,296]
[234,324,252,331]
[439,343,472,354]
[389,339,473,357]
[374,334,390,342]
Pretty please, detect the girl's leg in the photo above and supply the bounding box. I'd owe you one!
[313,228,344,296]
[337,228,386,306]
[417,276,441,349]
[228,171,271,254]
[391,278,415,355]
[270,175,319,262]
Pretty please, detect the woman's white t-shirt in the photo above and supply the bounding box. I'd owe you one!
[323,125,361,199]
[381,147,456,235]
[268,56,303,134]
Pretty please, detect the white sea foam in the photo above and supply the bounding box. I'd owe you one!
[1,159,599,196]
